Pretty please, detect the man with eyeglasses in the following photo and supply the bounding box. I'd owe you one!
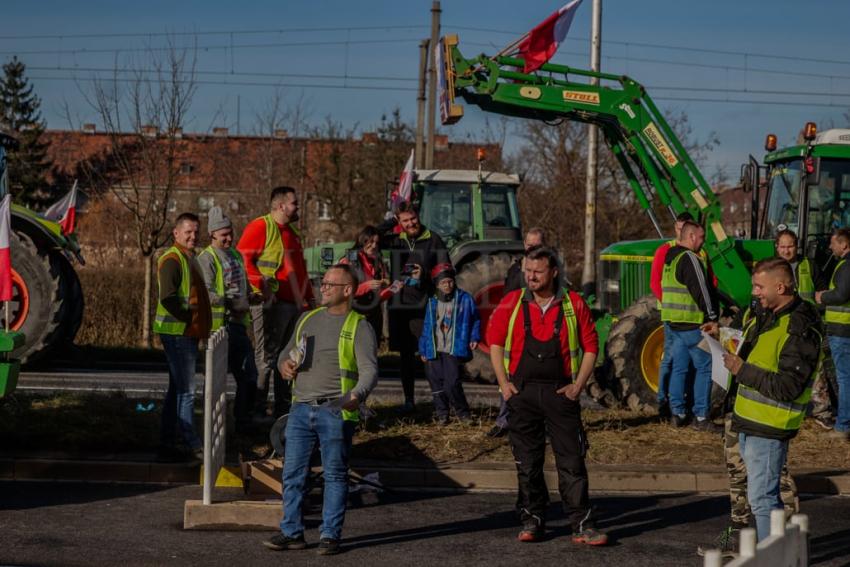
[264,263,378,556]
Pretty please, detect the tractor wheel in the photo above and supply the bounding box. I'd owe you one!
[604,295,665,411]
[455,252,519,383]
[53,252,84,345]
[605,294,726,416]
[4,232,65,363]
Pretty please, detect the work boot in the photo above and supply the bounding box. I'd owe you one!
[395,400,415,415]
[487,425,508,438]
[263,533,307,551]
[813,415,835,430]
[671,414,689,428]
[657,402,672,421]
[517,513,544,542]
[435,415,450,426]
[317,538,341,556]
[571,527,609,546]
[696,524,742,557]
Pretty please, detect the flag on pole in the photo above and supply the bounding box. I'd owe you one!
[390,149,415,213]
[44,180,78,235]
[0,194,12,302]
[517,0,583,73]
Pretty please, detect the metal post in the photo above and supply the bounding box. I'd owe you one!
[415,39,430,170]
[425,1,441,169]
[581,0,602,297]
[203,340,214,506]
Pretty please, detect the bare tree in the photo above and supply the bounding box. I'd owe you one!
[77,39,198,347]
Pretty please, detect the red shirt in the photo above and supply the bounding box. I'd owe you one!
[237,217,314,304]
[650,241,718,301]
[486,288,599,377]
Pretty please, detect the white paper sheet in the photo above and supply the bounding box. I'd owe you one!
[702,332,732,391]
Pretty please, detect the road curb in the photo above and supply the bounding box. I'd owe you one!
[3,456,848,496]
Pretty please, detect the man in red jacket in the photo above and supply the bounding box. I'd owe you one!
[487,246,607,546]
[237,186,314,419]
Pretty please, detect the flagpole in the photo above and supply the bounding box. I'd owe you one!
[4,301,9,333]
[490,32,530,61]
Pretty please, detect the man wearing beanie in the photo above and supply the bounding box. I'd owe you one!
[198,206,261,432]
[418,262,480,424]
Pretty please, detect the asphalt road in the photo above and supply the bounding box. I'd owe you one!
[15,369,607,410]
[2,482,848,566]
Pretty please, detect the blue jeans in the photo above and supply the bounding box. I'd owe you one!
[227,322,258,426]
[668,327,712,418]
[160,335,201,450]
[739,433,788,541]
[281,402,355,541]
[828,335,850,433]
[657,323,675,405]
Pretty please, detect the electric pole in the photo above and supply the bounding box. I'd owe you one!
[581,0,602,298]
[425,1,441,169]
[415,39,429,170]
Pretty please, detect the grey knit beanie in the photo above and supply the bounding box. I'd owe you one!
[207,206,232,234]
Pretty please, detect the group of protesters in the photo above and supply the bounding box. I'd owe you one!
[648,213,850,554]
[153,185,850,556]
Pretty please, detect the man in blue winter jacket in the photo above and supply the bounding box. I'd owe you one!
[419,263,481,424]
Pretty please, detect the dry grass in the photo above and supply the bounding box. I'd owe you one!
[76,267,149,348]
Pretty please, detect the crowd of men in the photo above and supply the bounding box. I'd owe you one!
[152,185,850,556]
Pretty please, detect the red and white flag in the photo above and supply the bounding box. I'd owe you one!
[0,194,11,302]
[44,180,78,235]
[390,149,415,212]
[518,0,583,73]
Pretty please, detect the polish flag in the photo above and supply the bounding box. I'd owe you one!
[44,180,78,235]
[518,0,583,73]
[0,194,11,302]
[390,149,415,212]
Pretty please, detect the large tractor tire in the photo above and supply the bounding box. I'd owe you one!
[5,232,65,363]
[53,252,84,345]
[455,252,519,383]
[605,295,665,411]
[605,294,726,416]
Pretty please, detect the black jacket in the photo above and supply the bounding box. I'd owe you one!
[386,226,449,311]
[504,258,524,293]
[820,251,850,338]
[730,296,824,441]
[665,245,718,331]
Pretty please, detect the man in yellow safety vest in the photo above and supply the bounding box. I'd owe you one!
[264,263,378,556]
[154,212,211,462]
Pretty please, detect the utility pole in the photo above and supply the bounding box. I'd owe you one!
[581,0,602,298]
[425,0,441,169]
[415,39,430,170]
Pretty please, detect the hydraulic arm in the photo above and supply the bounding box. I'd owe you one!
[440,35,752,308]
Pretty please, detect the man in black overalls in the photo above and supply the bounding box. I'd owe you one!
[487,246,607,545]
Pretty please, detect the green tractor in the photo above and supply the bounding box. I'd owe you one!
[305,167,525,381]
[435,34,847,410]
[1,133,85,364]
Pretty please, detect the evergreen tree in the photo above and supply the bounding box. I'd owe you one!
[0,56,51,208]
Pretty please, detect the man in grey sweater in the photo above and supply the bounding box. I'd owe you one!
[264,263,377,556]
[198,206,261,432]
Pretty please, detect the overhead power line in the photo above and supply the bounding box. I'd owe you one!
[0,25,430,41]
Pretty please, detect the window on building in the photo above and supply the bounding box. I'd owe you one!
[180,163,194,175]
[317,200,332,221]
[198,196,215,212]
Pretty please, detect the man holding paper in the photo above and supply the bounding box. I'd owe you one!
[265,263,378,556]
[704,258,823,544]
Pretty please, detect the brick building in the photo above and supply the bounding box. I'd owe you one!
[44,127,500,266]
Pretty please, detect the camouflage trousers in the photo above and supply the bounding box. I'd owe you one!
[811,341,839,420]
[724,415,799,525]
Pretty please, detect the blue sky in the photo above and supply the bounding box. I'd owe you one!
[4,0,850,182]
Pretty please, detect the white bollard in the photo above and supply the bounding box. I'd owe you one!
[703,549,722,567]
[739,527,757,557]
[770,508,786,537]
[791,514,810,565]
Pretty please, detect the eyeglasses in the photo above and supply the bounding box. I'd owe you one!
[320,282,349,289]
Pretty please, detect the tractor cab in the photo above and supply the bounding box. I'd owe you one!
[743,123,850,279]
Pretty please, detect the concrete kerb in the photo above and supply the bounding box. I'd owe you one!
[2,456,848,495]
